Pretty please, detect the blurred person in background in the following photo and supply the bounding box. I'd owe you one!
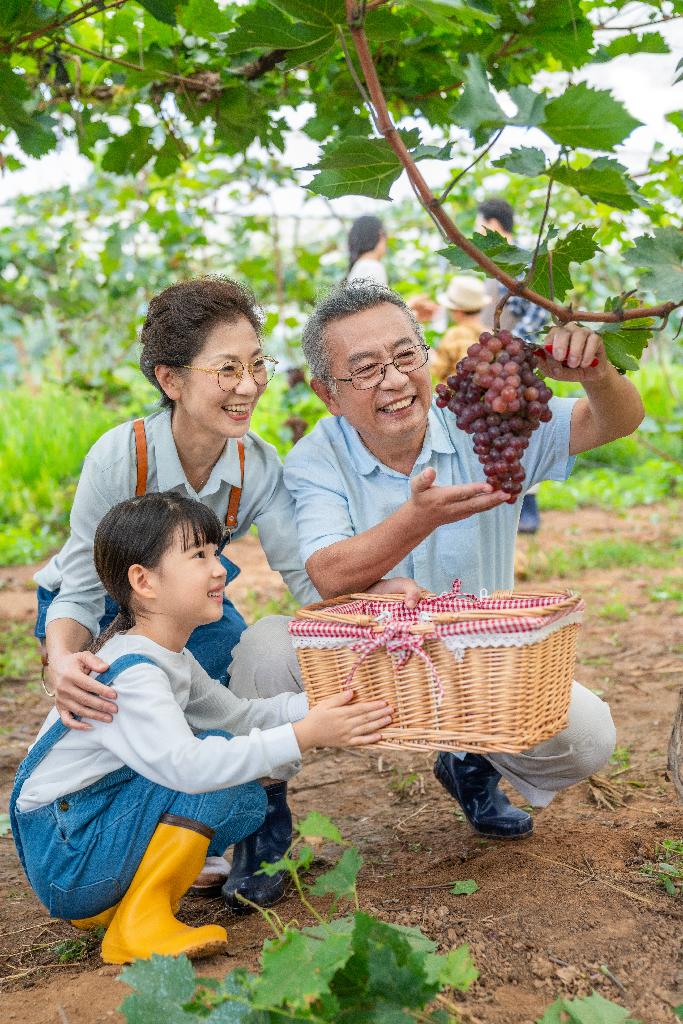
[431,276,490,384]
[346,215,388,286]
[476,198,550,534]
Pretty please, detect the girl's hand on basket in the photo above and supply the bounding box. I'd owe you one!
[366,577,428,609]
[293,691,393,752]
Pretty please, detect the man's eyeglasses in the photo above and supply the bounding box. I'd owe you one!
[181,355,278,391]
[332,344,429,391]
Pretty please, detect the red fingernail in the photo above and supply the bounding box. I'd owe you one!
[538,349,547,358]
[590,358,599,368]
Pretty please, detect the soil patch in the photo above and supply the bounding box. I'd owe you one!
[1,504,682,1024]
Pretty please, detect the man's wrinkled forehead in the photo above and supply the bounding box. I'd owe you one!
[324,302,419,368]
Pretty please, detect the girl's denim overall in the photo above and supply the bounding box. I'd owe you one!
[35,554,246,686]
[10,654,267,921]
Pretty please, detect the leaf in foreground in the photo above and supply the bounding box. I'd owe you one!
[297,810,343,844]
[303,132,419,201]
[623,228,683,301]
[309,847,363,899]
[599,319,653,373]
[424,944,479,991]
[256,928,353,1009]
[542,83,641,151]
[537,990,642,1024]
[449,879,479,895]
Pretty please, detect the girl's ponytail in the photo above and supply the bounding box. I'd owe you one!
[90,608,135,655]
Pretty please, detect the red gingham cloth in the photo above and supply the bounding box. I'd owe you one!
[289,580,583,642]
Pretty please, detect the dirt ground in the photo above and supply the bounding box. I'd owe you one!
[1,504,682,1024]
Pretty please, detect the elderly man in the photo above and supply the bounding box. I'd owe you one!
[280,281,644,838]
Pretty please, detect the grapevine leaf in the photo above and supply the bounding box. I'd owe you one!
[592,31,669,62]
[153,137,182,178]
[623,228,683,300]
[525,0,594,70]
[136,0,178,26]
[542,83,641,151]
[102,127,154,175]
[303,131,419,200]
[493,147,547,177]
[411,141,454,161]
[309,847,363,898]
[552,158,648,211]
[296,810,343,843]
[506,85,547,128]
[424,944,479,991]
[666,111,683,134]
[599,319,653,372]
[440,232,530,277]
[536,991,642,1023]
[350,913,438,1009]
[416,0,495,31]
[225,5,331,52]
[179,0,233,36]
[119,955,200,1021]
[449,879,479,895]
[255,929,353,1008]
[673,1006,683,1021]
[450,55,506,141]
[267,0,343,26]
[0,62,57,158]
[257,844,314,876]
[528,226,601,302]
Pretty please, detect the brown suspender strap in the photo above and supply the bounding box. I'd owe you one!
[225,439,245,533]
[133,418,243,529]
[133,419,148,497]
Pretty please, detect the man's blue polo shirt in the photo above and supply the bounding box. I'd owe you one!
[283,397,577,597]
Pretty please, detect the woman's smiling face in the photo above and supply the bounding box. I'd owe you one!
[161,316,267,441]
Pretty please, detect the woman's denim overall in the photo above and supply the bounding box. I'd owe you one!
[35,554,246,686]
[10,654,267,921]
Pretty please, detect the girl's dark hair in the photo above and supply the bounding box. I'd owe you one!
[140,277,264,407]
[91,492,224,653]
[477,198,514,235]
[347,215,385,272]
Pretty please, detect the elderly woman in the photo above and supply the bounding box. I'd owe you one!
[34,276,316,910]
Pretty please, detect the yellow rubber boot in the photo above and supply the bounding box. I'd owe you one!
[100,816,228,965]
[72,905,119,930]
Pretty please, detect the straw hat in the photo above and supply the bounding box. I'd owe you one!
[437,276,490,313]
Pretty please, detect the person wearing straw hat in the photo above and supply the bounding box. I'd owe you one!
[276,280,646,840]
[431,276,490,385]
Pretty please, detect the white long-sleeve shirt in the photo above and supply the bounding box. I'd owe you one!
[34,409,319,638]
[16,633,308,811]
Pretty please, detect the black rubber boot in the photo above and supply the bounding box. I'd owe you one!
[222,782,292,912]
[518,493,540,534]
[434,752,533,839]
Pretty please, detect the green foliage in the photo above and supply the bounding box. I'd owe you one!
[449,879,479,895]
[116,815,642,1024]
[640,839,683,897]
[537,991,641,1023]
[119,813,478,1023]
[0,386,120,565]
[1,0,682,357]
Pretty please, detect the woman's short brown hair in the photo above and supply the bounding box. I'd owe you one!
[140,277,264,406]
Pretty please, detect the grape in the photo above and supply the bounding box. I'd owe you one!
[436,329,554,499]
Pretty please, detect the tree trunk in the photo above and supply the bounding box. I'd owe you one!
[668,687,683,803]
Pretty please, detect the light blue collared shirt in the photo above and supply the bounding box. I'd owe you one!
[283,397,578,597]
[36,408,318,637]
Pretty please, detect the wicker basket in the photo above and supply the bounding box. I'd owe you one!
[289,581,584,753]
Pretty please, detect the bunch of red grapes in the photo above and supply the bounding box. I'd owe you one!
[435,329,553,502]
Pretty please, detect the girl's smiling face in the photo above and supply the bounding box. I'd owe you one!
[134,531,228,633]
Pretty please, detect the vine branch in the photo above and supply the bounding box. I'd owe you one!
[344,0,683,326]
[0,0,130,54]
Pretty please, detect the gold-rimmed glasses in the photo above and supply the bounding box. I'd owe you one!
[181,355,278,391]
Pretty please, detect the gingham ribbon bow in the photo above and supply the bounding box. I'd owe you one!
[344,621,445,704]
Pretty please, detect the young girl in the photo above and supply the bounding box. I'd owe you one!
[11,492,392,965]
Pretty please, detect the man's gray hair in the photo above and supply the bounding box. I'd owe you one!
[301,280,424,385]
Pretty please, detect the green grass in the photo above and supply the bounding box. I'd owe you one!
[640,839,683,897]
[0,385,120,565]
[0,621,39,683]
[526,537,682,580]
[240,588,300,624]
[597,600,631,622]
